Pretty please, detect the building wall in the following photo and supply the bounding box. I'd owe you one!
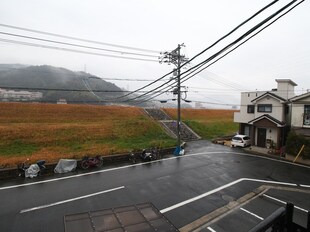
[291,104,305,127]
[254,97,285,122]
[234,79,296,125]
[276,79,297,99]
[291,95,310,128]
[234,91,265,123]
[234,94,285,124]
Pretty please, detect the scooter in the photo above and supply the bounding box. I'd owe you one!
[140,149,157,162]
[17,159,46,177]
[80,156,103,169]
[128,148,160,164]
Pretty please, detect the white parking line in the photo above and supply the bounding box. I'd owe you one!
[230,152,310,170]
[19,186,125,213]
[263,194,309,213]
[160,178,297,213]
[240,207,264,220]
[207,226,217,232]
[160,178,244,213]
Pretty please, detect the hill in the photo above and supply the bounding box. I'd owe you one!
[0,64,28,71]
[0,64,135,104]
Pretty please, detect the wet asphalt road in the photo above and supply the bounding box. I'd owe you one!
[0,140,310,232]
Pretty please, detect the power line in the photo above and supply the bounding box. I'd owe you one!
[117,0,281,100]
[0,38,159,62]
[129,0,304,104]
[0,31,160,59]
[189,86,307,93]
[0,66,168,82]
[184,64,251,91]
[176,0,303,95]
[101,77,169,82]
[179,0,304,87]
[189,86,243,91]
[0,85,168,93]
[0,0,304,106]
[0,23,160,54]
[199,75,249,91]
[181,0,280,72]
[0,96,299,108]
[0,0,282,103]
[0,85,255,95]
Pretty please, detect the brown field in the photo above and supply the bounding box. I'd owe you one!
[0,103,238,168]
[0,103,174,167]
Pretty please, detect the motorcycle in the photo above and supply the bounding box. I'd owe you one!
[17,159,46,178]
[81,156,103,169]
[128,148,161,164]
[140,148,158,162]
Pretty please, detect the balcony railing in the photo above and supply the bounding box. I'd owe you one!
[249,203,310,232]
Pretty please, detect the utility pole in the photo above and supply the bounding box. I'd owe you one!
[176,44,182,152]
[160,44,187,154]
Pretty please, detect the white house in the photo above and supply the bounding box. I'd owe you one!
[234,79,297,149]
[289,91,310,137]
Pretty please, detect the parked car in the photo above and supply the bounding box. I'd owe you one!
[231,135,251,147]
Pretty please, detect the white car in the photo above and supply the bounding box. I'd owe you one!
[231,135,251,147]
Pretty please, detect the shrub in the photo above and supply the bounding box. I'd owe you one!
[286,130,310,159]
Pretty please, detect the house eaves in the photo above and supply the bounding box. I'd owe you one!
[248,114,285,127]
[289,92,310,102]
[251,92,286,104]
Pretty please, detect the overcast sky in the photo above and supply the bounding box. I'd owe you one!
[0,0,309,108]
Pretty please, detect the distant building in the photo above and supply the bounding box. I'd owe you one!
[57,99,67,104]
[0,88,43,102]
[195,102,204,109]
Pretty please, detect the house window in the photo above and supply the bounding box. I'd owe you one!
[258,104,272,113]
[304,105,310,126]
[247,105,255,113]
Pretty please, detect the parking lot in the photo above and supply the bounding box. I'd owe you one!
[1,141,310,232]
[193,185,310,232]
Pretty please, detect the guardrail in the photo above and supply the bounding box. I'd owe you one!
[249,203,310,232]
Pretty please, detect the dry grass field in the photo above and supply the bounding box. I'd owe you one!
[0,103,175,167]
[0,103,238,168]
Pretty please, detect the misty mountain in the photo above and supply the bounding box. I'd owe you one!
[0,64,28,72]
[0,64,137,105]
